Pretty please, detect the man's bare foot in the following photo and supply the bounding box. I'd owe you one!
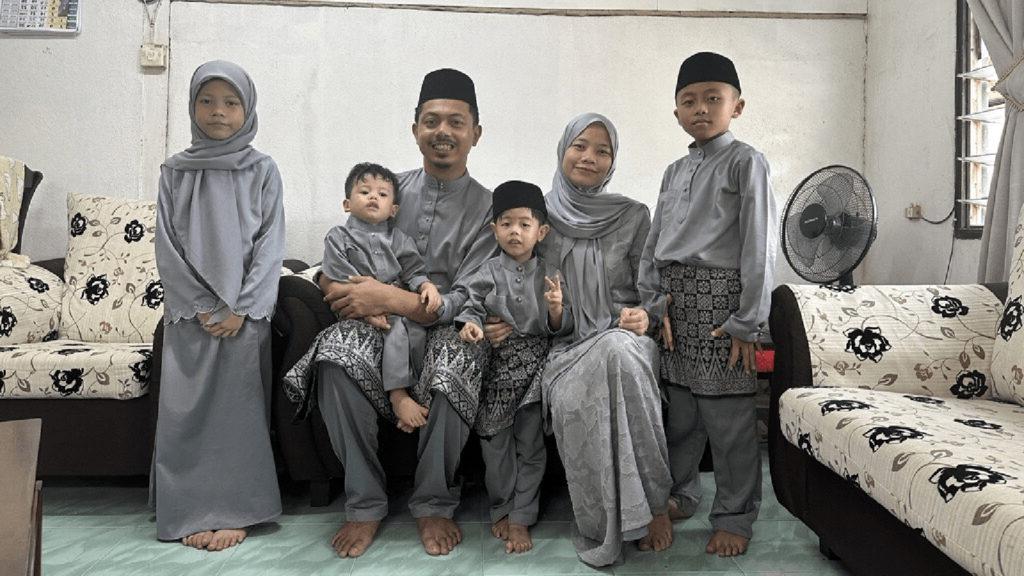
[181,531,214,549]
[417,517,461,556]
[331,520,380,558]
[637,513,673,552]
[490,516,509,540]
[667,497,693,522]
[207,528,246,551]
[505,523,533,554]
[706,529,749,557]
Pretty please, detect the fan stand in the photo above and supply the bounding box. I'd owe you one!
[834,271,855,287]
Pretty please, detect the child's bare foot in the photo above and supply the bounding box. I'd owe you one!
[207,528,246,551]
[331,520,380,558]
[667,496,693,522]
[417,517,461,556]
[490,516,509,540]
[505,523,533,554]
[637,513,673,552]
[181,530,214,549]
[706,529,748,557]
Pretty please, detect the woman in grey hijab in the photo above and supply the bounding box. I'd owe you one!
[537,113,673,566]
[152,60,284,550]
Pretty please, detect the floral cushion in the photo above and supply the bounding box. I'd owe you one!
[293,264,320,286]
[0,340,151,399]
[990,204,1024,405]
[787,284,1003,399]
[0,264,62,344]
[59,194,163,344]
[779,387,1024,576]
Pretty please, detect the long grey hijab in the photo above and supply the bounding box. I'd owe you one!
[546,113,636,340]
[162,60,267,312]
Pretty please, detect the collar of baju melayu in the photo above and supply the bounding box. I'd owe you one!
[688,130,735,160]
[345,214,392,235]
[498,250,539,274]
[423,169,473,195]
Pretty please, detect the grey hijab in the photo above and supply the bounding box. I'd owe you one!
[161,60,267,312]
[545,113,636,340]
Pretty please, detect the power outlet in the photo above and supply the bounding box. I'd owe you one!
[139,43,168,69]
[905,203,923,220]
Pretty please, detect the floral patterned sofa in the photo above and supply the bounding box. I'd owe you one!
[768,208,1024,576]
[0,194,164,476]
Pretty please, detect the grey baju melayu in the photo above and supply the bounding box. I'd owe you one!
[283,167,496,522]
[638,130,778,540]
[454,252,572,526]
[152,61,283,541]
[539,113,672,567]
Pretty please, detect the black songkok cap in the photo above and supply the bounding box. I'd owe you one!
[418,68,477,109]
[675,52,741,96]
[491,180,546,222]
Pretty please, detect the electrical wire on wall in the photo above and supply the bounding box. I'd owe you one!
[918,204,958,284]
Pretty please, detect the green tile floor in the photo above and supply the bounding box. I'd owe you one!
[40,458,853,576]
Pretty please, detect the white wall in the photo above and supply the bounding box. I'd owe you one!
[0,1,169,260]
[862,1,980,285]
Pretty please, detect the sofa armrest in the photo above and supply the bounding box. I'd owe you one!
[34,258,64,281]
[283,259,308,274]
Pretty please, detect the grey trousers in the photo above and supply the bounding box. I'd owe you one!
[317,362,470,521]
[479,402,546,526]
[663,384,761,539]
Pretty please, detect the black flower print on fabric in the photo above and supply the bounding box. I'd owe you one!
[26,277,49,293]
[904,394,945,406]
[819,399,873,416]
[51,368,85,396]
[54,347,88,356]
[0,306,16,337]
[931,295,969,318]
[998,296,1023,342]
[0,346,16,353]
[950,370,988,399]
[798,432,813,456]
[130,350,152,384]
[80,274,110,305]
[0,370,6,396]
[42,330,58,342]
[69,212,86,237]
[123,219,145,243]
[824,284,857,293]
[928,464,1015,503]
[863,425,929,452]
[845,326,892,363]
[142,280,163,309]
[954,418,1002,430]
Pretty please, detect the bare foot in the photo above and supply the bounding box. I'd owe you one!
[417,517,462,556]
[668,497,693,522]
[637,513,673,552]
[490,516,509,540]
[706,529,749,557]
[505,523,533,554]
[331,520,380,558]
[181,530,214,549]
[207,528,246,551]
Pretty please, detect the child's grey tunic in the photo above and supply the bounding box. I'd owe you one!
[321,216,430,393]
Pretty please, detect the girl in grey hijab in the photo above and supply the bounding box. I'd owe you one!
[537,113,674,566]
[152,60,284,551]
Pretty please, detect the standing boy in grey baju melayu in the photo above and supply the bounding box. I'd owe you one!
[639,51,778,558]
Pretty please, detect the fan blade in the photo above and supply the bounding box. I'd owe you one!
[791,232,825,270]
[814,173,852,216]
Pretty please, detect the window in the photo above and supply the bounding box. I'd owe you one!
[956,1,1004,238]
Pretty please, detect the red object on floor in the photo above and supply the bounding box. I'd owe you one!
[756,349,775,374]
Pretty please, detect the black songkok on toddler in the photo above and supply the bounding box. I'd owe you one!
[675,52,741,96]
[491,180,547,222]
[418,68,478,109]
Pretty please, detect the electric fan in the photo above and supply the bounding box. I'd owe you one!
[781,165,878,286]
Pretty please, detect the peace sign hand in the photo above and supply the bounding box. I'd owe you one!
[544,273,563,313]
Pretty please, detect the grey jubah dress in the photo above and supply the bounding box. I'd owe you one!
[540,113,672,567]
[152,60,284,541]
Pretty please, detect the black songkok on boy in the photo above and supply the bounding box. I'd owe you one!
[675,52,741,96]
[491,180,547,222]
[418,68,478,109]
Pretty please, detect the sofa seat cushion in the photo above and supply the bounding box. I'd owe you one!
[786,284,1004,399]
[0,264,62,344]
[0,340,151,399]
[779,386,1024,576]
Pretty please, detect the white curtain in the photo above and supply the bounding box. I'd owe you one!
[970,0,1024,283]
